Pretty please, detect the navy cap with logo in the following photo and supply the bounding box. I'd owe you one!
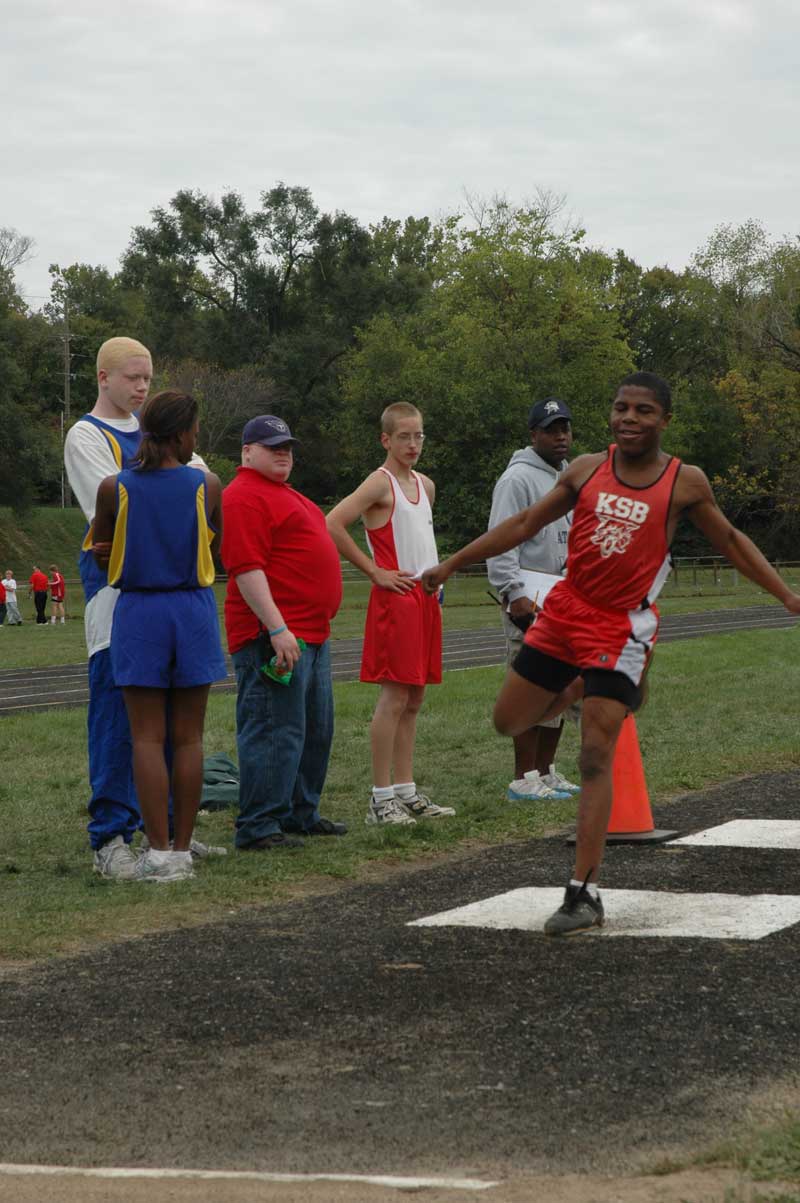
[241,415,298,447]
[528,397,573,430]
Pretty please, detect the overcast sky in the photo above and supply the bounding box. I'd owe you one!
[3,0,798,308]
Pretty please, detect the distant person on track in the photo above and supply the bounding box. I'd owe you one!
[221,415,347,852]
[28,565,49,624]
[92,390,227,883]
[422,372,800,936]
[488,398,578,804]
[326,402,455,826]
[64,336,223,880]
[3,570,23,624]
[49,565,66,624]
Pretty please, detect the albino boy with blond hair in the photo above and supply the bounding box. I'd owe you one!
[327,402,455,825]
[64,337,222,878]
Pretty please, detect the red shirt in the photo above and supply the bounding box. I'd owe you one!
[29,571,49,592]
[221,467,343,653]
[50,572,65,601]
[566,446,682,610]
[0,581,5,603]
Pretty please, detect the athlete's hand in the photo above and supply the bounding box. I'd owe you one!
[271,629,301,671]
[92,541,112,567]
[370,567,416,594]
[508,596,534,619]
[422,564,449,594]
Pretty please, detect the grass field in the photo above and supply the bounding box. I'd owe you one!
[2,623,800,962]
[3,565,799,671]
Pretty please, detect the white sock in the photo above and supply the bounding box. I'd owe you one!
[147,847,172,866]
[51,616,56,623]
[372,786,395,805]
[571,877,599,898]
[171,851,192,865]
[394,781,417,800]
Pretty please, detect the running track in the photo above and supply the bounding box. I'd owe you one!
[0,605,796,717]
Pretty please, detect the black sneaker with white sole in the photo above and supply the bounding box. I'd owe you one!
[544,875,604,937]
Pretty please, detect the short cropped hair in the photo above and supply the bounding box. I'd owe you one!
[381,402,422,435]
[96,337,152,376]
[618,371,672,414]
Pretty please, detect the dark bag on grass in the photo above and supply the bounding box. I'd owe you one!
[201,754,240,811]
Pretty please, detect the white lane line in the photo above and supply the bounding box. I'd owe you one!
[0,1164,498,1191]
[410,887,800,940]
[670,820,800,849]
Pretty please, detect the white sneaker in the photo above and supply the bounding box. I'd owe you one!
[93,835,140,880]
[396,792,456,819]
[133,849,195,883]
[542,764,580,795]
[141,835,227,858]
[189,837,227,858]
[507,771,562,801]
[365,796,417,826]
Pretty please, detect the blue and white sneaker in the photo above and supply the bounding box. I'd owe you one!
[542,764,580,796]
[507,771,566,801]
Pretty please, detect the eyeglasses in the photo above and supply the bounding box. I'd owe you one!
[394,432,425,444]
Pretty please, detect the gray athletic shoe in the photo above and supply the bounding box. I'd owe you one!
[544,878,604,937]
[93,835,139,881]
[365,796,417,826]
[396,792,456,819]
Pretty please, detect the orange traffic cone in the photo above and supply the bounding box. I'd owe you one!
[605,714,677,845]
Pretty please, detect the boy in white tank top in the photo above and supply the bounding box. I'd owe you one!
[327,403,456,825]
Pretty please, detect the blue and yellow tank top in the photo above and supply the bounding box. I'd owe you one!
[107,465,216,591]
[78,414,143,603]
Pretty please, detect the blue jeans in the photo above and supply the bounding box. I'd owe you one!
[232,636,334,846]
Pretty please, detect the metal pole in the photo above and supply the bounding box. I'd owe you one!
[63,299,73,507]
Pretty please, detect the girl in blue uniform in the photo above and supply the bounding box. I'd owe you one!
[93,391,227,882]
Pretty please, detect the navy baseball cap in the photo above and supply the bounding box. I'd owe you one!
[241,415,298,446]
[528,397,572,430]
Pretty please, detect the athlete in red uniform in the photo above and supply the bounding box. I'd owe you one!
[423,372,800,936]
[327,402,453,827]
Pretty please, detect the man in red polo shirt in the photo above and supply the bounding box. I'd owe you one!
[222,415,346,851]
[28,565,49,624]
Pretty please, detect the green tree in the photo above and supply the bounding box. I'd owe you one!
[341,199,634,543]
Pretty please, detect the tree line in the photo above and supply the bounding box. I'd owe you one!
[1,189,799,554]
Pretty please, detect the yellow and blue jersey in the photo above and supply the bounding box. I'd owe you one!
[78,415,144,603]
[107,465,216,591]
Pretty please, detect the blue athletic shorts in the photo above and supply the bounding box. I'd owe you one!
[111,589,228,689]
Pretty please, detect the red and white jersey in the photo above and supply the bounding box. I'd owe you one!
[566,446,681,610]
[365,468,439,578]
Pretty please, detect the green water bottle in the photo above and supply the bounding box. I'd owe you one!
[261,637,306,685]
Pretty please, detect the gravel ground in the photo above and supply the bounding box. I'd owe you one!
[1,772,799,1195]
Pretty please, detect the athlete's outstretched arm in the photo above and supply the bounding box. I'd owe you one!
[685,469,800,614]
[422,479,575,594]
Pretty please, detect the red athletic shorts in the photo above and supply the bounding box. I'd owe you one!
[360,584,442,686]
[523,580,659,687]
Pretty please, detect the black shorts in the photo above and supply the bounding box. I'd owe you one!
[512,644,642,712]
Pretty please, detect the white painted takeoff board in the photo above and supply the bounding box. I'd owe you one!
[410,887,800,940]
[669,820,800,850]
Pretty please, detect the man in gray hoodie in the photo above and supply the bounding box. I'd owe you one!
[487,397,579,802]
